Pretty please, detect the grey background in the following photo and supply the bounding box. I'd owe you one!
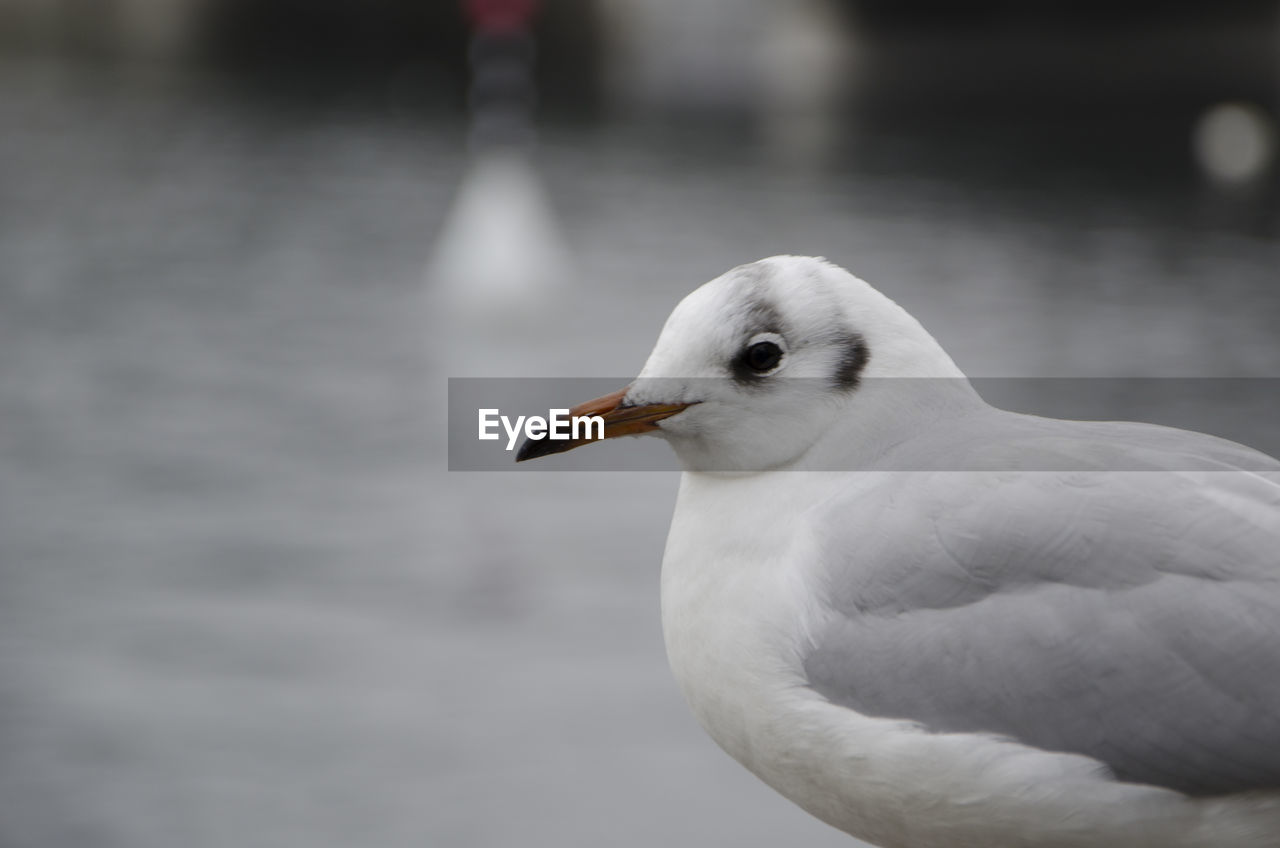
[2,4,1279,848]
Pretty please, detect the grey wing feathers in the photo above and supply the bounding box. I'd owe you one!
[803,421,1280,796]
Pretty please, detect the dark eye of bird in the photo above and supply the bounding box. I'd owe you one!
[746,340,783,372]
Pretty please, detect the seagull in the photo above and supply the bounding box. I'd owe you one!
[516,256,1280,847]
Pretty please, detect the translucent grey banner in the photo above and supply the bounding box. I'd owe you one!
[448,378,1280,472]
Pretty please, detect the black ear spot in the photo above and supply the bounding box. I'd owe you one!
[833,332,870,390]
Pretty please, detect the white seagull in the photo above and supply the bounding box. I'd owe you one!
[517,256,1280,847]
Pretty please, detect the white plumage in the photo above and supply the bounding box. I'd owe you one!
[523,256,1280,847]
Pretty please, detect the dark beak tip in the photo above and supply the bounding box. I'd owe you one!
[515,436,574,463]
[514,438,536,463]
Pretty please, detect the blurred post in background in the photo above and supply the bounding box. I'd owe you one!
[428,0,573,333]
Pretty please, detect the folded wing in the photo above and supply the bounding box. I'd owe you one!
[803,420,1280,796]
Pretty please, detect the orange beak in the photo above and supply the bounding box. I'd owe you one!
[515,387,694,462]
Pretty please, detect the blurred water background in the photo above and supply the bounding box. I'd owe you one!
[1,2,1278,847]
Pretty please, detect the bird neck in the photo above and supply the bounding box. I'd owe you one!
[796,376,987,472]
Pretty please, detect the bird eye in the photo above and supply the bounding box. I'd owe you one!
[745,340,784,373]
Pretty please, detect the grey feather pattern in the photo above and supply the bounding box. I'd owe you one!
[802,409,1280,796]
